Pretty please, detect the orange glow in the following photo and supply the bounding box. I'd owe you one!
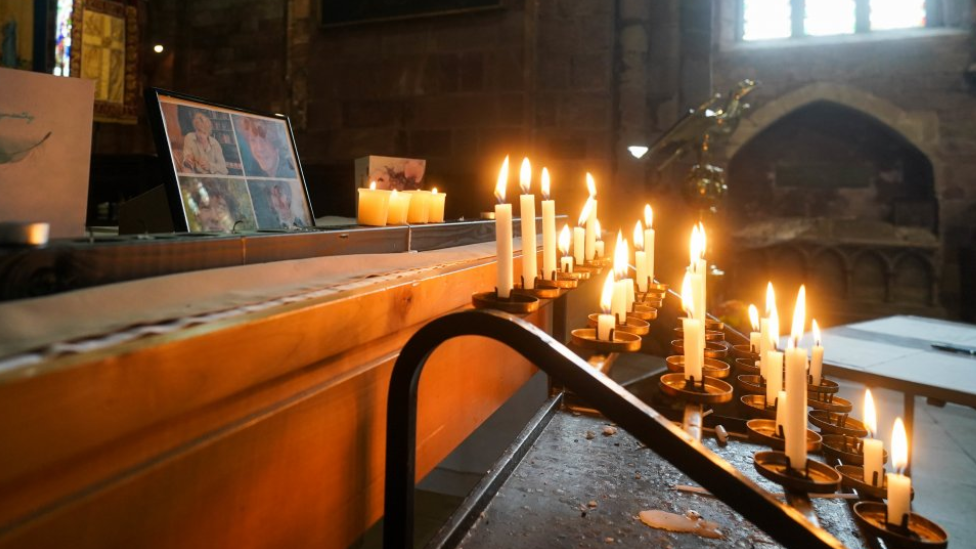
[369,181,377,191]
[586,173,596,197]
[495,156,509,203]
[613,231,628,279]
[519,157,531,194]
[698,222,706,259]
[689,225,700,267]
[594,218,602,241]
[633,221,644,251]
[748,304,759,332]
[558,224,571,256]
[578,198,593,227]
[765,282,776,316]
[541,168,551,200]
[644,204,653,228]
[600,273,614,314]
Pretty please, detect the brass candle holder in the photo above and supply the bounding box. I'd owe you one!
[513,277,562,299]
[808,410,869,438]
[537,271,579,289]
[835,465,916,501]
[821,434,888,466]
[753,451,842,494]
[745,419,822,452]
[735,374,765,395]
[731,344,759,361]
[628,303,658,321]
[570,327,642,353]
[587,314,649,335]
[734,357,760,375]
[852,502,947,549]
[471,289,540,314]
[808,390,853,413]
[665,355,730,379]
[658,373,734,405]
[739,394,777,419]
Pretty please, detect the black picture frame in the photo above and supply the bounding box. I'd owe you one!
[145,88,315,233]
[321,0,502,27]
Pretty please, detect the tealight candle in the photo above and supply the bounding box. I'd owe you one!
[404,190,431,223]
[643,205,655,283]
[386,190,411,225]
[887,417,911,528]
[494,157,513,299]
[559,224,573,273]
[428,187,446,222]
[598,273,615,341]
[863,389,884,487]
[784,286,808,471]
[357,181,390,226]
[810,319,824,385]
[541,169,556,280]
[518,158,537,290]
[584,173,597,262]
[681,273,703,382]
[634,221,648,292]
[748,304,761,353]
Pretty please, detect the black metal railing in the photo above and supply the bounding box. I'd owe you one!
[383,309,847,549]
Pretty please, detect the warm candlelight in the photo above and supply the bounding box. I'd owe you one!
[518,158,537,290]
[585,173,597,261]
[428,187,446,223]
[634,221,648,292]
[404,190,431,223]
[559,224,573,273]
[593,218,605,258]
[760,283,776,379]
[598,273,615,341]
[494,157,514,299]
[541,169,556,280]
[612,231,628,324]
[643,205,655,284]
[694,222,707,324]
[574,200,590,266]
[784,285,808,471]
[810,319,824,385]
[863,389,885,487]
[681,273,704,382]
[357,181,390,226]
[887,417,912,527]
[386,189,411,225]
[749,304,761,353]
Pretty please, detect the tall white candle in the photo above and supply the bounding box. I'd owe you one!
[494,157,513,299]
[611,231,628,324]
[784,286,808,471]
[598,273,615,341]
[765,350,784,407]
[749,304,761,353]
[810,319,824,385]
[573,199,589,267]
[644,205,655,283]
[541,169,556,281]
[634,221,647,292]
[559,224,573,273]
[759,318,771,379]
[887,417,912,527]
[695,222,707,325]
[518,158,537,290]
[775,390,788,438]
[585,173,597,262]
[863,389,885,487]
[681,273,703,382]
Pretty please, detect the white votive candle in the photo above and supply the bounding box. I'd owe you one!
[357,183,390,227]
[386,190,411,225]
[428,188,446,222]
[541,171,556,280]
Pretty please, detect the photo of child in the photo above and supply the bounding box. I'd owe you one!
[247,179,312,230]
[160,101,244,176]
[232,114,298,179]
[179,177,257,232]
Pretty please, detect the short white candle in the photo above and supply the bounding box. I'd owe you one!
[863,389,885,487]
[518,158,537,290]
[810,319,824,385]
[644,205,655,283]
[540,170,556,280]
[584,173,597,262]
[634,221,648,292]
[681,273,703,382]
[356,182,390,226]
[559,224,573,273]
[598,273,615,341]
[428,188,446,223]
[494,157,513,299]
[748,304,761,353]
[386,190,411,225]
[765,350,784,407]
[886,417,911,527]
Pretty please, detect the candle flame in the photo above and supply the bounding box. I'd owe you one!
[864,389,878,437]
[586,173,596,197]
[765,282,776,316]
[369,181,377,191]
[558,224,571,256]
[681,272,694,317]
[689,225,700,267]
[600,273,614,314]
[748,304,759,332]
[644,204,653,228]
[892,417,909,473]
[391,189,398,198]
[519,157,531,194]
[541,168,551,200]
[432,187,438,194]
[633,221,644,251]
[593,218,602,241]
[495,156,509,204]
[698,222,706,259]
[613,231,628,279]
[813,319,821,347]
[578,198,593,227]
[790,285,806,345]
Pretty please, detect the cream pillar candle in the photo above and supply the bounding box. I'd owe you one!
[356,182,390,226]
[681,273,703,382]
[559,224,573,273]
[518,158,537,290]
[634,221,648,292]
[863,389,885,487]
[775,390,788,438]
[765,350,784,408]
[598,273,615,341]
[644,205,655,283]
[887,417,911,527]
[584,173,597,262]
[541,169,556,280]
[494,157,513,299]
[386,190,411,225]
[810,319,824,385]
[404,190,431,223]
[749,304,761,354]
[784,286,808,471]
[428,187,446,222]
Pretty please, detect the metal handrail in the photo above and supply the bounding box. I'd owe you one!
[382,309,846,549]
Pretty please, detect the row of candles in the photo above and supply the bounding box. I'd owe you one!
[357,184,447,226]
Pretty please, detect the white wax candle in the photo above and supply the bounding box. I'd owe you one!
[495,203,513,298]
[519,193,537,289]
[682,317,704,382]
[598,273,615,340]
[811,344,824,386]
[356,186,390,227]
[645,227,655,282]
[541,199,556,280]
[612,280,628,324]
[765,350,784,407]
[775,390,787,437]
[561,256,573,273]
[750,332,761,354]
[404,190,431,223]
[386,191,411,225]
[597,314,614,340]
[624,278,635,313]
[635,251,648,292]
[887,473,911,527]
[863,439,884,487]
[428,189,446,222]
[784,345,809,471]
[573,226,585,266]
[585,195,597,261]
[759,318,771,379]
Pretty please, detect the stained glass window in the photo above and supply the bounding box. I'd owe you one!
[806,0,856,36]
[742,0,792,41]
[53,0,73,76]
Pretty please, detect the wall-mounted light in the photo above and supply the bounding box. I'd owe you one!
[153,44,165,53]
[628,145,649,159]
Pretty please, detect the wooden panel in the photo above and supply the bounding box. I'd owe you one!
[0,253,551,548]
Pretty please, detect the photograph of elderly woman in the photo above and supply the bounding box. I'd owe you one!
[178,177,257,232]
[232,114,298,179]
[247,179,313,230]
[160,102,244,176]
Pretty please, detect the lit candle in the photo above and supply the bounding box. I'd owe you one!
[775,390,788,438]
[784,285,808,471]
[695,222,707,324]
[593,218,605,258]
[766,349,784,409]
[748,304,761,354]
[518,158,537,290]
[759,283,778,379]
[386,189,412,225]
[863,389,885,487]
[404,190,431,223]
[887,417,912,528]
[634,221,648,292]
[681,273,703,382]
[573,200,590,266]
[494,157,513,299]
[598,273,615,341]
[356,181,390,226]
[428,187,446,223]
[644,205,655,283]
[611,231,628,324]
[810,319,824,386]
[559,224,573,273]
[585,173,597,262]
[541,169,556,280]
